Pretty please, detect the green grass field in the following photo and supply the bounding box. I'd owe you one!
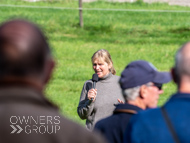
[0,0,190,125]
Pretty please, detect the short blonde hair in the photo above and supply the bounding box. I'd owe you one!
[91,49,116,75]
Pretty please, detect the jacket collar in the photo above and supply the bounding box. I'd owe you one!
[113,103,142,114]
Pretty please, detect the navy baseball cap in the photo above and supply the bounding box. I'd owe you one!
[120,60,171,90]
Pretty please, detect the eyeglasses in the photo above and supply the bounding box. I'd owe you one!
[146,83,162,90]
[154,83,162,90]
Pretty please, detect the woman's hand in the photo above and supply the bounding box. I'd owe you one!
[117,98,124,104]
[88,88,97,102]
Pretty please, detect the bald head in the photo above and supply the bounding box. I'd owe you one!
[175,42,190,81]
[0,19,51,78]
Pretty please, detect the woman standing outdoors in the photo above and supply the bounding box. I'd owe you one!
[77,49,124,130]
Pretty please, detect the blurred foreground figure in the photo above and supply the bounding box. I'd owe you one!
[0,19,106,143]
[124,42,190,143]
[94,60,171,143]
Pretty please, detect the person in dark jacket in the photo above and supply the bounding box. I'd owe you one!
[0,19,106,143]
[94,60,171,143]
[124,42,190,143]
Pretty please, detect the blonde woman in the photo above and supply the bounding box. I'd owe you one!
[77,49,124,130]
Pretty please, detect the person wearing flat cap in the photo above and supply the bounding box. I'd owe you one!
[94,60,171,143]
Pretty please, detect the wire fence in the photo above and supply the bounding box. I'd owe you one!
[17,0,190,7]
[1,0,190,27]
[1,4,190,13]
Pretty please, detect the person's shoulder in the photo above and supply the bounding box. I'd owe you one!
[125,108,160,133]
[112,74,120,78]
[84,79,92,84]
[130,107,161,126]
[82,79,93,87]
[124,108,161,143]
[110,74,121,81]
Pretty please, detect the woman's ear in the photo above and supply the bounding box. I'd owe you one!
[108,62,112,71]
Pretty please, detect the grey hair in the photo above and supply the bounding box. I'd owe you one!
[122,86,140,101]
[175,42,190,81]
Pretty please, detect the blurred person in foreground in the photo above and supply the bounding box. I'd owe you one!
[0,19,106,143]
[77,49,124,131]
[94,60,171,143]
[124,42,190,143]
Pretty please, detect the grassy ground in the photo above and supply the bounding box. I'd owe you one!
[0,0,190,125]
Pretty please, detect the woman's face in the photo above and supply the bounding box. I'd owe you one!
[93,59,111,78]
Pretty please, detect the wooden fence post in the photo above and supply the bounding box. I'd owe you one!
[79,0,83,27]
